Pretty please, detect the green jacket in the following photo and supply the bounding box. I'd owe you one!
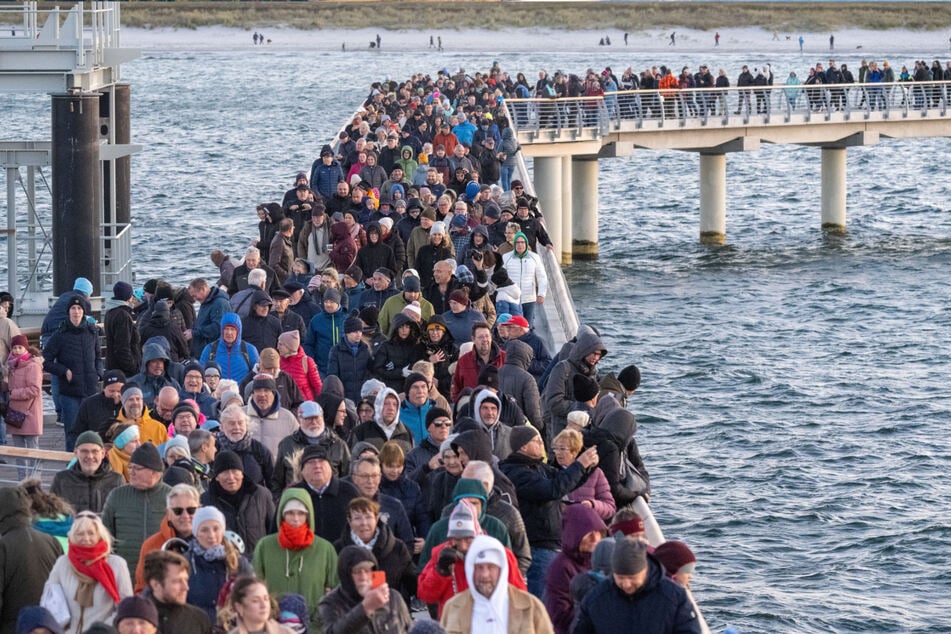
[101,481,172,573]
[253,488,339,634]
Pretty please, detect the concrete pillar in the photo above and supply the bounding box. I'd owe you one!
[571,157,599,259]
[52,92,101,296]
[534,156,562,262]
[821,147,847,233]
[699,153,727,245]
[560,155,573,264]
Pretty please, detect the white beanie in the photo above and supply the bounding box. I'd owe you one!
[192,505,226,535]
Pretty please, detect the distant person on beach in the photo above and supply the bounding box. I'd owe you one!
[430,35,434,48]
[669,31,676,46]
[624,32,629,45]
[830,34,834,50]
[376,33,381,49]
[438,35,442,50]
[799,35,804,53]
[714,31,720,47]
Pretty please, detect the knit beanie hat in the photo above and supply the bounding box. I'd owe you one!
[654,540,697,577]
[10,334,28,349]
[509,425,539,452]
[73,277,94,296]
[277,593,309,634]
[259,348,280,369]
[75,430,104,448]
[566,410,591,429]
[345,265,363,283]
[449,289,469,307]
[213,450,244,475]
[421,207,437,221]
[112,281,133,301]
[426,407,452,427]
[192,505,226,535]
[447,499,477,537]
[163,435,191,460]
[130,443,164,472]
[114,596,159,628]
[618,365,642,391]
[252,375,278,392]
[84,623,118,634]
[323,288,342,304]
[16,606,63,634]
[344,316,365,334]
[402,276,421,292]
[120,385,143,406]
[590,536,616,575]
[279,330,301,352]
[573,373,600,402]
[430,221,446,236]
[113,425,139,450]
[402,301,422,321]
[408,620,447,634]
[455,265,475,284]
[404,372,429,394]
[171,402,199,423]
[611,538,648,576]
[477,366,499,391]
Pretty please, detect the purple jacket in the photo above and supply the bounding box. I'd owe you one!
[565,466,616,520]
[543,505,607,634]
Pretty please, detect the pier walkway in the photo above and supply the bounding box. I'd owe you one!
[505,81,951,244]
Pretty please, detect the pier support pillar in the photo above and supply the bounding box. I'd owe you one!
[699,153,727,245]
[534,156,563,262]
[561,155,573,264]
[571,157,599,259]
[52,92,101,296]
[820,146,847,233]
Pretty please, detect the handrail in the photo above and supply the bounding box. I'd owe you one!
[505,79,951,134]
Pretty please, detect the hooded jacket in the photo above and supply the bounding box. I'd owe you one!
[129,341,183,408]
[317,546,412,634]
[572,556,701,634]
[370,314,427,393]
[472,390,512,460]
[329,221,357,273]
[499,340,543,428]
[448,430,518,506]
[304,303,347,378]
[440,535,549,634]
[199,312,260,382]
[544,505,606,634]
[104,299,141,377]
[310,151,345,201]
[139,301,190,362]
[355,223,398,280]
[327,335,372,404]
[584,408,650,508]
[333,520,416,604]
[0,487,62,634]
[253,489,339,633]
[349,388,415,455]
[542,329,606,441]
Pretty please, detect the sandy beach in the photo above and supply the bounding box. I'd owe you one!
[122,25,951,56]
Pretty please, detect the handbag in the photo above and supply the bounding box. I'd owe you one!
[4,406,28,428]
[40,582,71,627]
[618,451,650,497]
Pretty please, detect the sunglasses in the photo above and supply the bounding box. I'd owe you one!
[171,506,198,516]
[430,421,452,428]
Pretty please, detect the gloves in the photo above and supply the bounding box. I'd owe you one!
[384,361,395,371]
[436,547,460,576]
[402,365,413,377]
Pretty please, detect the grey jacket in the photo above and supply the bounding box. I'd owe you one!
[499,339,543,429]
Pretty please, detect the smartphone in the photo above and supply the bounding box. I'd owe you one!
[371,571,386,589]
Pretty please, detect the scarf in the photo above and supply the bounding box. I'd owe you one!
[277,521,314,551]
[68,540,120,604]
[109,445,132,481]
[6,352,31,369]
[350,528,379,551]
[218,431,252,453]
[250,393,281,419]
[191,541,227,561]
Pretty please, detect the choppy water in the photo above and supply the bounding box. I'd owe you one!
[4,44,951,632]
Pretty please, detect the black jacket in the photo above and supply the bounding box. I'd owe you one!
[584,408,650,508]
[50,460,124,514]
[43,318,102,399]
[70,391,122,448]
[273,428,352,494]
[228,262,280,295]
[334,522,417,602]
[241,311,283,352]
[150,595,212,634]
[292,477,360,544]
[328,337,373,404]
[138,302,190,362]
[104,303,141,376]
[200,477,275,553]
[498,451,587,550]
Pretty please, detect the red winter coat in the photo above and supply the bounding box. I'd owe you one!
[6,354,44,436]
[450,346,505,403]
[280,346,322,401]
[417,540,525,617]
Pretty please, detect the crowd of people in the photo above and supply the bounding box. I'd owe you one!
[0,63,708,634]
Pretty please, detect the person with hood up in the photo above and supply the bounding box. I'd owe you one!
[42,296,102,450]
[241,291,283,353]
[128,341,182,410]
[370,314,426,393]
[567,537,615,612]
[328,221,358,274]
[199,313,260,383]
[501,232,547,329]
[499,339,542,429]
[0,486,62,633]
[542,505,606,634]
[422,316,457,399]
[418,478,512,571]
[103,281,141,377]
[273,400,351,493]
[317,546,411,634]
[253,488,339,633]
[572,539,701,634]
[139,299,189,363]
[419,499,525,619]
[542,328,607,442]
[583,408,651,509]
[499,426,598,599]
[440,534,551,634]
[304,288,347,378]
[470,389,512,461]
[355,222,397,282]
[395,145,418,179]
[310,145,344,201]
[349,388,414,455]
[328,316,373,404]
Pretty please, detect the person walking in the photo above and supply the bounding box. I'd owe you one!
[5,334,43,479]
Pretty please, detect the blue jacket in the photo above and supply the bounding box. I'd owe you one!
[379,474,431,542]
[199,313,259,382]
[398,399,434,447]
[327,337,372,403]
[573,557,701,634]
[309,158,344,200]
[191,286,231,358]
[304,307,346,377]
[442,307,486,345]
[515,330,553,380]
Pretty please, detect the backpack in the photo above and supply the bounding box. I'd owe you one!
[207,339,251,369]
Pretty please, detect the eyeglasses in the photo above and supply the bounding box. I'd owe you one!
[430,421,452,428]
[354,472,381,480]
[171,506,198,516]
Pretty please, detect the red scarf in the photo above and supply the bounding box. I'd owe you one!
[278,521,314,551]
[68,541,120,604]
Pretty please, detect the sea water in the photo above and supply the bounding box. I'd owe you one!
[2,44,951,632]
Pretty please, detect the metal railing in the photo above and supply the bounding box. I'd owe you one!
[100,222,132,289]
[506,80,951,135]
[0,446,73,486]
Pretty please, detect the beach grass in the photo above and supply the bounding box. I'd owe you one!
[78,1,951,32]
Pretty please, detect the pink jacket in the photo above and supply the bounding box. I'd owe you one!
[280,346,322,401]
[565,466,616,520]
[7,355,44,436]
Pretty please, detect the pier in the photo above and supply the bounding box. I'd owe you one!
[506,82,951,246]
